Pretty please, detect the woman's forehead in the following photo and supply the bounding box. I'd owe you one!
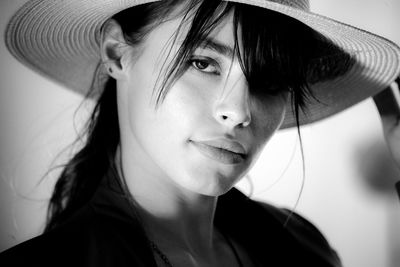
[169,9,239,56]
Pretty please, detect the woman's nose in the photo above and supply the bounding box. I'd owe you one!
[214,76,251,128]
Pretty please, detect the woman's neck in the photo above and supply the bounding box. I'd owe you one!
[138,194,219,253]
[116,144,221,254]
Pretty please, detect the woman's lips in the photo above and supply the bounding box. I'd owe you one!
[190,139,247,164]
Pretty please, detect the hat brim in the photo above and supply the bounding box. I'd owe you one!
[5,0,400,129]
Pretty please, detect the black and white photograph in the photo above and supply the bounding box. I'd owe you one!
[0,0,400,266]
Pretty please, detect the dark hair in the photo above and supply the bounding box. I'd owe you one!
[45,0,354,231]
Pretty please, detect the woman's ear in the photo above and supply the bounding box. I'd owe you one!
[100,19,128,80]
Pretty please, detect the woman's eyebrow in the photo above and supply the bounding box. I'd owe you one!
[198,37,234,58]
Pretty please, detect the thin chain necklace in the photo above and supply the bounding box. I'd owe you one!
[149,232,244,267]
[149,241,174,267]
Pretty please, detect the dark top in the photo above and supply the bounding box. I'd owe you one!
[0,181,342,267]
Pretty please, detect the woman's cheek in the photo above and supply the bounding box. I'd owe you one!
[169,73,221,119]
[250,95,287,142]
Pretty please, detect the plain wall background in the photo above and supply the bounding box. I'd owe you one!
[1,1,400,267]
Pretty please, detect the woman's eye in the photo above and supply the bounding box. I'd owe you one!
[190,58,220,75]
[193,60,209,70]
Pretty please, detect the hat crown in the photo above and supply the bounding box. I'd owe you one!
[268,0,310,10]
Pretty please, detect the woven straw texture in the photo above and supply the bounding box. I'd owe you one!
[5,0,400,128]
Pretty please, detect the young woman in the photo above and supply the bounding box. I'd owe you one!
[1,0,400,266]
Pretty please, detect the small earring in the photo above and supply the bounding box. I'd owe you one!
[108,67,113,73]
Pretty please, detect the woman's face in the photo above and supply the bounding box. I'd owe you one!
[115,12,288,196]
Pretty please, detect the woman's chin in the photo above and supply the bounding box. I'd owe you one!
[181,173,241,197]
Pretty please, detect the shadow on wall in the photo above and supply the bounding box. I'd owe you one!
[354,139,400,267]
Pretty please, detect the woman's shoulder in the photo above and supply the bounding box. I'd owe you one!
[217,188,342,267]
[253,198,330,242]
[255,200,338,252]
[0,204,97,266]
[0,202,152,267]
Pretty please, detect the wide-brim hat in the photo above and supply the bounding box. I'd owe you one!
[5,0,400,129]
